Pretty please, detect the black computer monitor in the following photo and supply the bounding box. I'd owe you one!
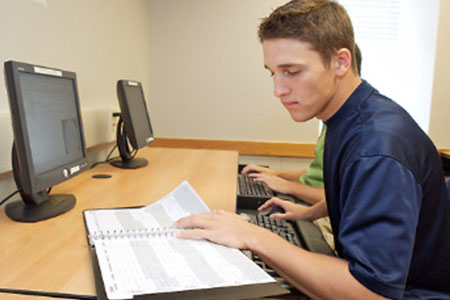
[110,80,154,169]
[4,60,88,222]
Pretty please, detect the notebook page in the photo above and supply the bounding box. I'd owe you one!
[95,234,274,299]
[84,180,209,237]
[89,181,275,299]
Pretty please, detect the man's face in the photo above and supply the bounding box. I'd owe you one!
[263,38,338,122]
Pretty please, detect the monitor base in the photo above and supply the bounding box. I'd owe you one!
[5,194,76,223]
[110,157,148,169]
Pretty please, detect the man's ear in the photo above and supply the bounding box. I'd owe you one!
[334,48,352,77]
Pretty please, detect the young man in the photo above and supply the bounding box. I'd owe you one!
[175,1,450,299]
[240,43,361,251]
[240,44,361,207]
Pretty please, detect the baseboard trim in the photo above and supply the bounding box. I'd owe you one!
[151,137,316,158]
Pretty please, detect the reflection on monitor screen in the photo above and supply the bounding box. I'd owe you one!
[110,80,154,169]
[4,61,88,222]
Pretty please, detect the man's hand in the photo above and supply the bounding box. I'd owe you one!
[258,197,316,221]
[174,210,266,249]
[241,164,277,176]
[248,172,292,194]
[175,205,385,300]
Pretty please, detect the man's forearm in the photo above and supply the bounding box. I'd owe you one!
[285,181,325,205]
[275,169,306,181]
[248,231,388,300]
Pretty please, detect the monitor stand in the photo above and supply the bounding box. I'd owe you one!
[8,143,77,222]
[110,157,148,169]
[110,116,149,169]
[5,194,76,223]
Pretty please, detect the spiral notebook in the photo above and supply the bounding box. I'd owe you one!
[83,181,288,300]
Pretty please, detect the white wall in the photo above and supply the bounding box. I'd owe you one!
[429,0,450,148]
[341,0,440,133]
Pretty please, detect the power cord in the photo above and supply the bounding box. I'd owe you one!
[90,112,122,169]
[0,189,21,206]
[90,144,119,169]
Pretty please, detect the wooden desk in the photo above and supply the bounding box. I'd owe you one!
[0,147,238,298]
[441,150,450,160]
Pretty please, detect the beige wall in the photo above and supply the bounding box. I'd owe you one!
[147,0,320,144]
[0,0,151,172]
[0,0,449,164]
[147,0,450,148]
[429,0,450,149]
[0,0,151,111]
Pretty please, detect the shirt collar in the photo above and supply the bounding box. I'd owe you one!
[324,80,375,128]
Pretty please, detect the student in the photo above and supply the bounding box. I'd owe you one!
[175,1,450,299]
[241,44,362,206]
[241,44,361,249]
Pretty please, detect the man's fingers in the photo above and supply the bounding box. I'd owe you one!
[176,228,209,240]
[174,212,213,229]
[257,197,278,211]
[242,164,260,174]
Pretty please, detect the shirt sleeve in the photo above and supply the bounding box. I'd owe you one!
[338,155,422,300]
[299,125,326,188]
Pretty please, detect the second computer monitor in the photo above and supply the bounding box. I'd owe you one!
[111,80,154,169]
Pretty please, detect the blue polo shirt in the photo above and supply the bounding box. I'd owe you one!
[323,81,450,300]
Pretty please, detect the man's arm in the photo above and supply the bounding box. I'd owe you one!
[242,164,324,204]
[275,169,307,181]
[175,210,389,300]
[253,227,389,300]
[242,164,305,181]
[248,172,325,204]
[257,197,328,220]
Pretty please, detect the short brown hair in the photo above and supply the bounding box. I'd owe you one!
[258,0,357,73]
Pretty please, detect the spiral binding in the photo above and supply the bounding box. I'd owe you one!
[88,227,181,245]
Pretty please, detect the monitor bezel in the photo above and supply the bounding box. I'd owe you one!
[4,60,88,197]
[116,79,154,151]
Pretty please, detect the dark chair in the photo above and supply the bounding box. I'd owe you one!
[446,177,450,199]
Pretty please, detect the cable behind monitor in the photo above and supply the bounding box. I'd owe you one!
[110,115,148,169]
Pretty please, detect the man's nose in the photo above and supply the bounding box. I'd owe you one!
[273,76,289,98]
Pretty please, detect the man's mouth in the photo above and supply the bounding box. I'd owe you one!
[283,101,299,108]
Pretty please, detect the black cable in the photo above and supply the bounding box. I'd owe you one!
[90,144,119,169]
[0,288,96,299]
[90,113,122,169]
[105,144,118,161]
[130,148,138,159]
[0,189,20,207]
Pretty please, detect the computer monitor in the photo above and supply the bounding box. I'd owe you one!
[4,60,88,222]
[110,80,154,169]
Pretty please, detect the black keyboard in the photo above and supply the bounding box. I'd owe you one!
[239,211,336,296]
[254,213,302,246]
[241,212,304,295]
[238,174,273,197]
[237,174,274,209]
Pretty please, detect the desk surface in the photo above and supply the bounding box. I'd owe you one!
[0,147,238,298]
[441,150,450,160]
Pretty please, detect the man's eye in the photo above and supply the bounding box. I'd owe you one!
[284,70,300,76]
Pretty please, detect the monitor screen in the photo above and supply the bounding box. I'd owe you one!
[19,71,85,177]
[4,60,88,222]
[110,80,154,169]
